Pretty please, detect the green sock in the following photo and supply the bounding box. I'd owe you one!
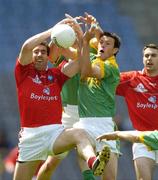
[82,169,96,180]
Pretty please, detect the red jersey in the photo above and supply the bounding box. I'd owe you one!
[15,60,69,127]
[116,70,158,131]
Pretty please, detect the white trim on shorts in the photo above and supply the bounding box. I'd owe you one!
[18,124,67,161]
[133,143,158,163]
[73,117,120,154]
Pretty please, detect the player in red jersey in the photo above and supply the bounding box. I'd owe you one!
[13,18,110,180]
[113,44,158,180]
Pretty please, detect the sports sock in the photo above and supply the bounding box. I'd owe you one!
[82,169,96,180]
[87,157,96,169]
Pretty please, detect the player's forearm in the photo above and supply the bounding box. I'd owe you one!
[22,28,52,51]
[61,60,79,78]
[62,47,78,60]
[18,28,52,65]
[80,40,92,79]
[117,131,141,143]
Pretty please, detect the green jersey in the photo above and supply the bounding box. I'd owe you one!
[54,56,79,106]
[78,55,120,117]
[140,131,158,151]
[61,74,79,106]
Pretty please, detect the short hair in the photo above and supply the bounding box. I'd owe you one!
[99,31,121,56]
[40,41,50,56]
[143,43,158,51]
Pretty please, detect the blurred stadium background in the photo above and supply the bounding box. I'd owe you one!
[0,0,158,179]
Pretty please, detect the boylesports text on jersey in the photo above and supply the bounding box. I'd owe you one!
[30,93,58,101]
[137,102,158,109]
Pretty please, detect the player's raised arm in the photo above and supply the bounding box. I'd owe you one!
[57,15,83,78]
[18,29,52,66]
[19,17,79,66]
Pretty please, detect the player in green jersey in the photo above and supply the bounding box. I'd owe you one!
[74,13,121,180]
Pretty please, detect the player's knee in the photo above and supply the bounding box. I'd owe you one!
[72,129,94,145]
[73,128,87,139]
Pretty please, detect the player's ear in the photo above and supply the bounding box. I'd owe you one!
[113,48,119,55]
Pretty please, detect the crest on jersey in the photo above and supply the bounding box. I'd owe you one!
[134,83,147,92]
[148,96,156,103]
[43,87,50,95]
[32,75,42,84]
[48,75,53,82]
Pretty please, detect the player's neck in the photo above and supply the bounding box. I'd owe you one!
[146,69,158,77]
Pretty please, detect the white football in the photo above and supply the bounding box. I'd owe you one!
[51,24,76,48]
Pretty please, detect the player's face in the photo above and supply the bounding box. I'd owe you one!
[32,45,48,70]
[143,48,158,76]
[97,36,118,60]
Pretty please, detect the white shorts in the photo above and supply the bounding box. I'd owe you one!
[18,124,67,162]
[62,105,79,128]
[73,117,120,154]
[133,143,158,163]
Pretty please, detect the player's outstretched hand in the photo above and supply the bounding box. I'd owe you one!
[96,131,119,141]
[65,13,83,48]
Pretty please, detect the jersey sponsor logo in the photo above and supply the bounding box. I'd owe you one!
[32,75,42,84]
[30,93,58,101]
[43,87,50,95]
[137,96,157,109]
[134,83,147,93]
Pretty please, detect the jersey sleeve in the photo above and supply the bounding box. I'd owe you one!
[104,63,118,76]
[58,59,68,69]
[103,63,120,83]
[14,59,32,87]
[116,71,135,96]
[139,131,158,151]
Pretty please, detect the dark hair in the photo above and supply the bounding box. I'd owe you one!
[99,31,121,55]
[40,41,50,56]
[143,43,158,51]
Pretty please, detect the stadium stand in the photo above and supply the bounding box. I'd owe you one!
[118,0,158,45]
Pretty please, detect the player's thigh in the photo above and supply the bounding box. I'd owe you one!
[133,142,156,179]
[134,157,155,180]
[53,128,91,154]
[102,152,118,180]
[13,160,41,180]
